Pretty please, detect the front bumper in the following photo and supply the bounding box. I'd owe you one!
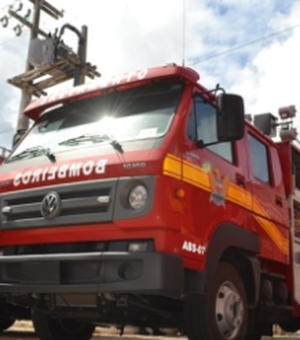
[0,252,184,299]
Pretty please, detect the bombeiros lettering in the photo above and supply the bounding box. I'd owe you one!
[13,159,107,186]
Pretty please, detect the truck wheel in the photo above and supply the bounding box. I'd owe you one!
[246,323,272,340]
[32,310,95,340]
[0,318,15,332]
[185,262,248,340]
[279,320,300,333]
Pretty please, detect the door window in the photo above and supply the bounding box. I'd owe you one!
[248,134,271,184]
[187,95,234,163]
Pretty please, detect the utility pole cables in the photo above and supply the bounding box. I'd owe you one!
[2,1,100,146]
[5,0,63,140]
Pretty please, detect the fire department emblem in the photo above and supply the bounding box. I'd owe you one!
[40,191,62,220]
[208,168,229,206]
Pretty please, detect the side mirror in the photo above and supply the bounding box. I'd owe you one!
[217,93,245,141]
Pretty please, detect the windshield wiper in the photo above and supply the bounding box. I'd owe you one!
[59,133,124,154]
[7,146,56,163]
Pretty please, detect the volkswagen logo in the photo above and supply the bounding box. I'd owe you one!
[40,191,61,220]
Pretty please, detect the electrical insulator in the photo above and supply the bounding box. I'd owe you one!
[55,41,75,60]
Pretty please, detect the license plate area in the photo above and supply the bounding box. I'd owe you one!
[21,261,60,284]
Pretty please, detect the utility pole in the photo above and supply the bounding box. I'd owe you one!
[8,0,63,140]
[0,146,11,165]
[75,25,88,86]
[2,0,100,145]
[17,1,41,136]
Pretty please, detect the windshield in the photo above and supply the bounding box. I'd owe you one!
[8,81,184,161]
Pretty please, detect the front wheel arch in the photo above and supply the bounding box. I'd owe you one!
[185,262,248,340]
[204,224,260,307]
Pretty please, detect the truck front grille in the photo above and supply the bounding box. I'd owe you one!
[0,180,117,230]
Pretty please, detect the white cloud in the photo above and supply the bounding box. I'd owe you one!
[225,1,300,120]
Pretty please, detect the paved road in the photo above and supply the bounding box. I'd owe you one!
[1,332,115,340]
[1,324,300,340]
[0,330,139,340]
[0,330,176,340]
[1,326,172,340]
[1,330,300,340]
[0,331,126,340]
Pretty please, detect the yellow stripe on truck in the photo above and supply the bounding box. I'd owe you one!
[163,154,182,180]
[162,153,289,256]
[182,160,211,191]
[252,204,289,255]
[227,183,252,210]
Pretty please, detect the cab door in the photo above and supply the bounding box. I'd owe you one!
[179,92,252,249]
[291,196,300,305]
[245,127,289,262]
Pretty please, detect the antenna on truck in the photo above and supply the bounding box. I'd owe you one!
[182,0,186,66]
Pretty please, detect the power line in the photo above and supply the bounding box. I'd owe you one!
[189,22,300,66]
[0,29,29,46]
[0,127,14,135]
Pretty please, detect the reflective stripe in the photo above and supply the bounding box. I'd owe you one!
[163,154,182,180]
[163,153,289,255]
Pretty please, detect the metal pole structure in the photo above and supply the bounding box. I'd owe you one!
[16,0,41,136]
[74,25,88,86]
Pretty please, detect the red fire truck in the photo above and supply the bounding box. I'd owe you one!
[1,146,29,332]
[0,146,25,332]
[0,64,298,340]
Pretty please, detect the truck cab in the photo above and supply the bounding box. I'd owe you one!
[0,64,294,340]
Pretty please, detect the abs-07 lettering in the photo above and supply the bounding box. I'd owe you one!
[182,241,206,255]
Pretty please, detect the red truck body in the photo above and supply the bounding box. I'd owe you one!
[0,64,299,340]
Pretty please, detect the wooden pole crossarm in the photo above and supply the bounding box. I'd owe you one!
[28,0,64,20]
[8,10,48,38]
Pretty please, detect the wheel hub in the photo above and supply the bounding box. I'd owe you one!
[215,281,244,339]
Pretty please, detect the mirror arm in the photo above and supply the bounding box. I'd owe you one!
[196,140,204,148]
[202,84,226,96]
[193,102,198,142]
[196,139,221,149]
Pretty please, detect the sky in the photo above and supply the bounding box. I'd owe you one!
[0,0,300,150]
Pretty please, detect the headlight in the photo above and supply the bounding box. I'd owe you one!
[128,185,148,209]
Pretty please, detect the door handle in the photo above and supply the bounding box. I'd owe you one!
[275,196,283,207]
[235,174,245,187]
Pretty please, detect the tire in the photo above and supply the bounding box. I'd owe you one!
[246,332,262,340]
[32,310,95,340]
[0,318,15,332]
[185,262,248,340]
[279,319,300,333]
[246,323,272,340]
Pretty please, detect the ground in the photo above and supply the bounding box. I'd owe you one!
[2,322,300,340]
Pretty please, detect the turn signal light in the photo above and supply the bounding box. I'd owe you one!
[175,188,185,198]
